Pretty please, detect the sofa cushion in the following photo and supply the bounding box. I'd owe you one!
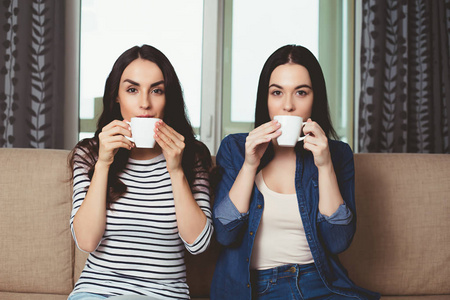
[339,154,450,296]
[74,247,89,282]
[0,292,68,300]
[185,237,221,298]
[0,149,73,295]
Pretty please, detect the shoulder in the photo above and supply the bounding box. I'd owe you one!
[216,133,248,166]
[191,139,212,169]
[329,139,353,157]
[71,138,98,165]
[219,133,248,152]
[192,139,211,157]
[73,137,97,150]
[328,139,354,170]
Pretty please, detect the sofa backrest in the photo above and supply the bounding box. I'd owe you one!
[0,148,73,296]
[339,153,450,296]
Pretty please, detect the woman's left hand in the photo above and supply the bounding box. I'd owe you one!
[303,118,332,168]
[154,120,185,174]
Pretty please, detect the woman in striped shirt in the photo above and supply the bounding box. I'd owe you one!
[68,45,213,300]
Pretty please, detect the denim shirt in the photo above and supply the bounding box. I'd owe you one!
[210,133,380,300]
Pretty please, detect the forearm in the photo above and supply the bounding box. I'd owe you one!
[170,170,208,244]
[73,161,109,252]
[318,162,344,216]
[228,162,258,213]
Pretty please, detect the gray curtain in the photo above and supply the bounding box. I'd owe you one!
[358,0,450,153]
[0,0,65,148]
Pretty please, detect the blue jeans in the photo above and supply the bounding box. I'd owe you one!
[250,263,353,300]
[68,293,107,300]
[68,293,159,300]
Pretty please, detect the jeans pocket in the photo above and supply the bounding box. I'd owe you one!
[297,270,330,300]
[254,279,271,295]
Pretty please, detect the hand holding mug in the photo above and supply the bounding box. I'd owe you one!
[154,120,186,174]
[244,120,281,168]
[274,115,309,147]
[98,120,133,167]
[125,117,160,148]
[302,118,332,168]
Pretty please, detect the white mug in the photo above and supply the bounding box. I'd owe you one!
[125,117,160,148]
[274,115,308,147]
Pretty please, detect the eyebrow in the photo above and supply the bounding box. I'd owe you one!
[123,79,165,88]
[269,83,312,90]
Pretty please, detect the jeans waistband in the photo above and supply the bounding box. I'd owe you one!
[250,263,316,283]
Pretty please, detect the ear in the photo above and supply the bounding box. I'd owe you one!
[116,97,120,103]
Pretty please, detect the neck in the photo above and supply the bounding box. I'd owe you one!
[129,146,163,160]
[272,142,297,159]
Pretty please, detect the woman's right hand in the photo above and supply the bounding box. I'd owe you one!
[97,120,134,166]
[244,120,281,168]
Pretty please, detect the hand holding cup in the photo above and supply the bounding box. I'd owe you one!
[125,117,160,148]
[274,115,309,147]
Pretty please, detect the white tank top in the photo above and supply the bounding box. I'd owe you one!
[250,171,314,270]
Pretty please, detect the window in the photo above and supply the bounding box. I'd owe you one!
[74,0,355,153]
[318,0,355,146]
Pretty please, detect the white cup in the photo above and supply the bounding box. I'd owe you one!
[274,115,308,147]
[125,117,160,148]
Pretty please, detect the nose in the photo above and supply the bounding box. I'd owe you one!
[140,93,151,109]
[283,95,294,112]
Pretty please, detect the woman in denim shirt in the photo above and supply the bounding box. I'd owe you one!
[210,45,380,299]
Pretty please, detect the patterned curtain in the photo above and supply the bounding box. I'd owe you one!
[0,0,65,148]
[358,0,450,153]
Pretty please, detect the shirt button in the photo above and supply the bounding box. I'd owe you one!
[247,283,250,288]
[308,235,312,240]
[257,204,262,209]
[246,258,249,262]
[249,231,254,235]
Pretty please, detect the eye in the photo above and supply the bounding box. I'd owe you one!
[271,90,282,96]
[126,87,138,93]
[151,88,164,95]
[296,90,308,96]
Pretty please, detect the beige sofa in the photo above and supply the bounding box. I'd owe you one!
[0,148,449,300]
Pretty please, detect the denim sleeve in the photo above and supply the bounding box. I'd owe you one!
[212,135,250,246]
[317,142,357,254]
[215,193,249,229]
[317,203,353,225]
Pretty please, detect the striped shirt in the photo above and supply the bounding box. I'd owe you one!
[69,147,213,299]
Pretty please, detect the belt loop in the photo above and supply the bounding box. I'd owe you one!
[295,264,300,278]
[271,266,278,283]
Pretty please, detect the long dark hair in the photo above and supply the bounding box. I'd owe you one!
[255,44,338,139]
[254,45,338,166]
[69,45,211,206]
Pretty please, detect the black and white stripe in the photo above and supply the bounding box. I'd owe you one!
[70,150,213,299]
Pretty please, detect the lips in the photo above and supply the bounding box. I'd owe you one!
[136,115,153,118]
